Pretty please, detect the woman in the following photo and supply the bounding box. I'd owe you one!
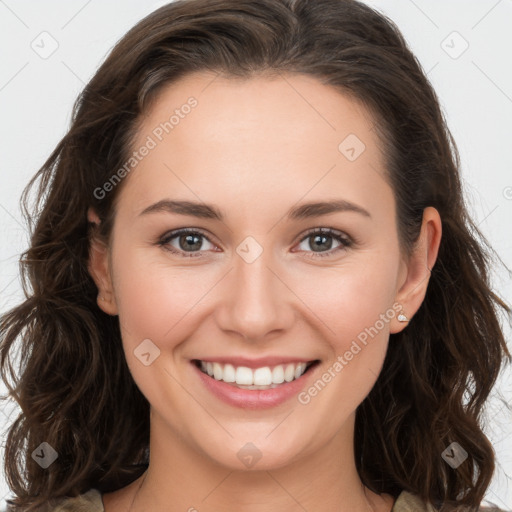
[1,0,510,511]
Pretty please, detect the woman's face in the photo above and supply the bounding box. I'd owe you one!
[91,71,427,471]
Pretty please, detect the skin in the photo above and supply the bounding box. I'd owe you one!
[88,71,442,512]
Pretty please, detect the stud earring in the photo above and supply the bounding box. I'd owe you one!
[397,312,408,322]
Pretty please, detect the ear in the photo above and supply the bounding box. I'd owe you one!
[390,206,442,333]
[87,207,118,316]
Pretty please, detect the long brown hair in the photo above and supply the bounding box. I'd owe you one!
[1,1,510,510]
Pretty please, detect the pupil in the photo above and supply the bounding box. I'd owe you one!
[311,234,332,252]
[177,234,333,252]
[180,234,202,251]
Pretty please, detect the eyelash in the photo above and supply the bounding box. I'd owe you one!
[157,227,354,259]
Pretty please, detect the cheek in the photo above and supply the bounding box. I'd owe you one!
[111,246,217,350]
[288,253,399,349]
[286,253,399,414]
[110,247,222,406]
[289,263,398,426]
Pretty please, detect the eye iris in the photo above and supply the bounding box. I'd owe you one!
[180,233,202,251]
[170,231,342,254]
[310,234,333,252]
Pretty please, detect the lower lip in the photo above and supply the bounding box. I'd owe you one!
[192,361,319,410]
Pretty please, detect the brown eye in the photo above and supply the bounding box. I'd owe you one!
[159,229,217,256]
[295,228,353,258]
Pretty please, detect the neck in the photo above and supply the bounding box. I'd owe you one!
[112,412,392,512]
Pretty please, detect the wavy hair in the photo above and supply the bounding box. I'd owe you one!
[1,0,510,510]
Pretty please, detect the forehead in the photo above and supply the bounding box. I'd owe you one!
[137,71,380,152]
[121,71,391,220]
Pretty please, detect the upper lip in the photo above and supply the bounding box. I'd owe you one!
[192,357,319,369]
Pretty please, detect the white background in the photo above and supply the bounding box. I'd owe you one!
[0,0,511,509]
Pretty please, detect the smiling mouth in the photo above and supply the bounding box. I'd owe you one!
[193,359,320,390]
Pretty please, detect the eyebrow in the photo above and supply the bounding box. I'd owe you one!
[139,199,371,220]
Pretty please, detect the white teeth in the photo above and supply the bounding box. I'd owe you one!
[235,366,253,385]
[272,365,285,384]
[223,363,236,383]
[198,360,312,387]
[213,362,223,380]
[253,367,272,386]
[294,363,306,379]
[284,363,295,382]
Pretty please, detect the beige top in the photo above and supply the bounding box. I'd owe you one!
[49,489,437,511]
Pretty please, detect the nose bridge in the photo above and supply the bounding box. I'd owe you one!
[216,240,292,340]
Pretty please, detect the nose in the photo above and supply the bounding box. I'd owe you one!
[214,247,295,342]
